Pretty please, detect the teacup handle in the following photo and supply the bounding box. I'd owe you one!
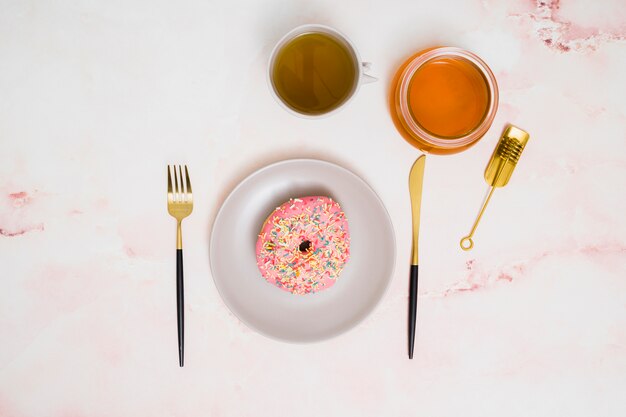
[361,62,377,84]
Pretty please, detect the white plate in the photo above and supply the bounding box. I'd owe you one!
[209,159,396,343]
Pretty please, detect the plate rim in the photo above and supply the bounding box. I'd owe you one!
[209,158,397,343]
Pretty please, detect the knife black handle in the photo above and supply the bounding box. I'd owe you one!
[408,264,418,359]
[176,248,184,367]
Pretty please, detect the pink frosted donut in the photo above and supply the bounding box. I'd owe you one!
[256,196,350,295]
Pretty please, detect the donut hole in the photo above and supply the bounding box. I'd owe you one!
[299,240,312,253]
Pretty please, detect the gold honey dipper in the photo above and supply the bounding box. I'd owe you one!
[460,125,530,250]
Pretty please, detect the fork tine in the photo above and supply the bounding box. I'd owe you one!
[173,164,180,202]
[179,165,183,196]
[178,165,184,201]
[184,165,192,198]
[167,165,173,200]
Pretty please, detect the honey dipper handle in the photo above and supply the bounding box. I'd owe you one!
[460,161,508,251]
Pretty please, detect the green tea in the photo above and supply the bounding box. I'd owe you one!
[271,32,357,115]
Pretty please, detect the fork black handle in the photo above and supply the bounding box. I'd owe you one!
[176,249,184,367]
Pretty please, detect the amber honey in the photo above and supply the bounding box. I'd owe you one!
[408,57,489,137]
[390,47,498,154]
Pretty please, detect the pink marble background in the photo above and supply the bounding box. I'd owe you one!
[1,0,625,415]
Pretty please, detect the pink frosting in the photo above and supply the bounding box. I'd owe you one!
[255,196,350,295]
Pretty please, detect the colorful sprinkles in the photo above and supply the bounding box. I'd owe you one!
[255,196,350,295]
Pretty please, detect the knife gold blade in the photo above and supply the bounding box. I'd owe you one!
[409,155,426,265]
[408,154,425,359]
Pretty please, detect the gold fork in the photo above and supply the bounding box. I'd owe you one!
[167,165,193,367]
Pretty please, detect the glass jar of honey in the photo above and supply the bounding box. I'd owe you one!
[390,47,498,155]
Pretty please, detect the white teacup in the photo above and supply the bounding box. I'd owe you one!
[268,24,376,118]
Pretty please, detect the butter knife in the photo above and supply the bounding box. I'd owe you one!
[408,155,426,359]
